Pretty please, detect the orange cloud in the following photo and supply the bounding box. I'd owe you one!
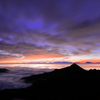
[0,52,66,63]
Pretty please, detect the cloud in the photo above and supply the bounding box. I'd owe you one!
[0,66,53,90]
[0,0,100,61]
[0,50,25,59]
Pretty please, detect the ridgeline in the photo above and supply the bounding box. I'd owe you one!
[0,63,100,100]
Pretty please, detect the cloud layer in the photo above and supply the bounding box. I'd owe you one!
[0,0,100,62]
[0,66,53,90]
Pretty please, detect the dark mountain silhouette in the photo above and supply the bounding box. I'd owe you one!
[0,68,9,73]
[21,63,86,83]
[54,63,86,73]
[69,63,85,71]
[0,64,100,100]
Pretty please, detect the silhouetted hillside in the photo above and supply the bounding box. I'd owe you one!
[0,68,9,73]
[0,64,100,100]
[21,63,86,83]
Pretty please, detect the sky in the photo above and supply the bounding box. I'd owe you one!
[0,0,100,63]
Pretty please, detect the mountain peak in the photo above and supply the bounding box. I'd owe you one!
[70,63,81,68]
[69,63,86,72]
[55,63,86,73]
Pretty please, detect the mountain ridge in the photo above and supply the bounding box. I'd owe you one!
[0,63,100,100]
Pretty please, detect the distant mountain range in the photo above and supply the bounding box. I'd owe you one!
[0,62,100,64]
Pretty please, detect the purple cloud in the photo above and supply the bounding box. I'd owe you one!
[0,0,100,60]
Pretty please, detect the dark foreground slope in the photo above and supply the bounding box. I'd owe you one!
[0,68,9,73]
[0,64,100,100]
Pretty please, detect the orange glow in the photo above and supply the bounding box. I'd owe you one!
[0,53,65,63]
[78,59,100,63]
[0,53,100,64]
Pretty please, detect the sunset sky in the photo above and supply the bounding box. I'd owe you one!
[0,0,100,63]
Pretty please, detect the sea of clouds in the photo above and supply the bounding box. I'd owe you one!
[0,66,53,90]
